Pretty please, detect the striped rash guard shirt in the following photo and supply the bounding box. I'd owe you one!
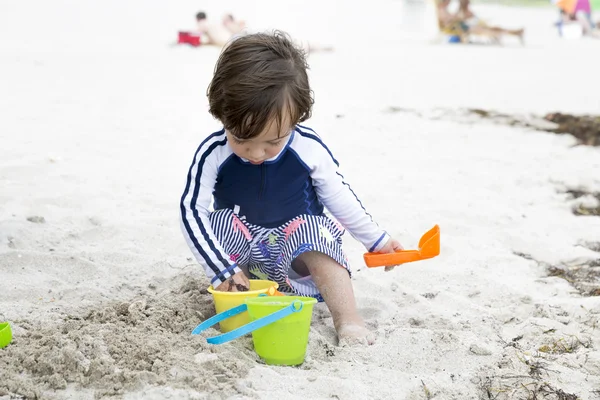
[180,125,389,285]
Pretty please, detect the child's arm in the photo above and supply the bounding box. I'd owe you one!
[180,136,247,288]
[298,129,399,253]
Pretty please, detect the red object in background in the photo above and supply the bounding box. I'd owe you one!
[178,31,202,47]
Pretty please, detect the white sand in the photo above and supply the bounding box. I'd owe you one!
[1,0,600,399]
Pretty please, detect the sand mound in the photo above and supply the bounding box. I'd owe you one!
[0,275,255,400]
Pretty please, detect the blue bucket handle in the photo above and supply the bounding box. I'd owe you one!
[191,292,269,335]
[191,303,249,335]
[191,299,304,345]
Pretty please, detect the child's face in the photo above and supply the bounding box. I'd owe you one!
[226,118,292,165]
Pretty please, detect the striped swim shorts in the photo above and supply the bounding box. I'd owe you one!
[209,208,350,301]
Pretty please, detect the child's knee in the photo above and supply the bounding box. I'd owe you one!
[308,250,338,264]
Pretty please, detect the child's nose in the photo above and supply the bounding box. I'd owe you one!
[248,147,265,160]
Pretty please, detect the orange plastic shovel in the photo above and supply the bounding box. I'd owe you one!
[363,225,440,267]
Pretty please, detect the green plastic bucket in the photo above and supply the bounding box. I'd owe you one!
[0,322,12,349]
[192,295,317,366]
[246,296,317,366]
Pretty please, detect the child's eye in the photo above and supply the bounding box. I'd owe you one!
[269,140,282,146]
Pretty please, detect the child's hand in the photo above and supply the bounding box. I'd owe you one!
[378,238,404,272]
[215,271,251,292]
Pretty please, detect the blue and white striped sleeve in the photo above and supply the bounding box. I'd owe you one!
[294,126,390,253]
[179,131,241,285]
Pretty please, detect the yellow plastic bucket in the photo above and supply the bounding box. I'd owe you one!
[246,296,317,366]
[207,280,278,332]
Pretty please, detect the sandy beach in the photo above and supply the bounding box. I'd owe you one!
[1,0,600,398]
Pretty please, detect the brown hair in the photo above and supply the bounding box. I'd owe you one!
[207,31,313,139]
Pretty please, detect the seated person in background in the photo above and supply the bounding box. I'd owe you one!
[436,0,470,41]
[455,0,525,43]
[222,14,246,35]
[556,5,600,38]
[196,11,246,47]
[197,11,334,52]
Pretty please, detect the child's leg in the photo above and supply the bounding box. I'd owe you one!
[268,214,374,346]
[293,251,375,346]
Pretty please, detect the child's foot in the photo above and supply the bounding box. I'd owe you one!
[335,316,375,346]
